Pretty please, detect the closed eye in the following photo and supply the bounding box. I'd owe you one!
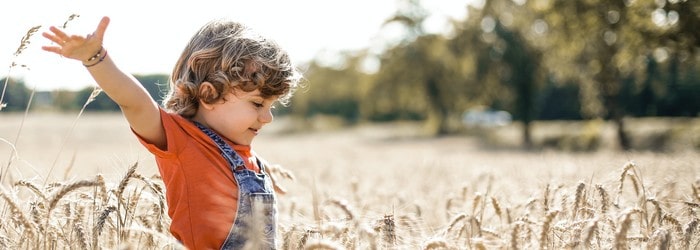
[252,101,264,108]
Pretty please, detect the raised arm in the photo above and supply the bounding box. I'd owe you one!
[42,16,166,149]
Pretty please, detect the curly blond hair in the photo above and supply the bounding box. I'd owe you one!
[163,19,301,118]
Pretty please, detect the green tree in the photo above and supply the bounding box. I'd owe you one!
[452,0,545,148]
[537,79,583,120]
[532,0,700,150]
[134,74,169,104]
[367,0,472,134]
[532,0,640,149]
[0,77,31,112]
[75,86,118,111]
[289,54,369,122]
[51,89,79,111]
[630,0,700,117]
[72,74,168,111]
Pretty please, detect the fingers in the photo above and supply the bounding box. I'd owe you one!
[48,26,70,42]
[42,30,64,45]
[41,16,110,57]
[94,16,110,40]
[43,16,109,43]
[41,45,61,54]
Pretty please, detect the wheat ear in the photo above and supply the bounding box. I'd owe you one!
[0,187,36,236]
[539,210,558,250]
[47,180,98,213]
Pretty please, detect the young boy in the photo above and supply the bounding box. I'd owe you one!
[42,16,301,249]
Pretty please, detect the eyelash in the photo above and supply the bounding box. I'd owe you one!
[252,102,264,108]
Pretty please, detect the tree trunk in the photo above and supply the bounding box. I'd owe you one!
[613,113,631,150]
[606,92,631,150]
[425,77,450,135]
[522,120,533,149]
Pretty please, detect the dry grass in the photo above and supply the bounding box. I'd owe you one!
[0,159,176,249]
[1,112,700,249]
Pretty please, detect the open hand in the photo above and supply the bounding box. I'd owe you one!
[41,16,110,64]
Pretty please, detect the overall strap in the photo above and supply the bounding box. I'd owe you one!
[192,121,245,170]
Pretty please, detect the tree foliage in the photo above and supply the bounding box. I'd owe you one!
[288,55,369,122]
[287,0,699,149]
[74,74,168,111]
[0,77,31,112]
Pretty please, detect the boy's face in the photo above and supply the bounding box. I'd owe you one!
[201,89,277,146]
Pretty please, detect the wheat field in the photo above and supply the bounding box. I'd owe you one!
[1,112,699,249]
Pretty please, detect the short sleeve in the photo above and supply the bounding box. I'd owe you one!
[131,108,184,159]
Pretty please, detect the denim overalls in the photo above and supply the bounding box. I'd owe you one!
[194,122,278,250]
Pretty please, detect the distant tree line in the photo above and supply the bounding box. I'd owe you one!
[0,74,168,112]
[288,0,700,150]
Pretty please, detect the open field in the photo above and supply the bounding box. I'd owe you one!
[1,112,700,249]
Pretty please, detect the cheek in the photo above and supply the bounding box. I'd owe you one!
[235,108,260,123]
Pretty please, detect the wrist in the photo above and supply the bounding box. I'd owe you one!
[82,47,107,67]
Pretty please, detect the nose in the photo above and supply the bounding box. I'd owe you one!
[259,107,273,124]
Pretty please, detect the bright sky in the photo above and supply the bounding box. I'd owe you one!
[2,0,474,91]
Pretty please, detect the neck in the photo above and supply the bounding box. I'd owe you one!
[191,111,208,127]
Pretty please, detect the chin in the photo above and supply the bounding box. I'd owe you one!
[234,139,253,146]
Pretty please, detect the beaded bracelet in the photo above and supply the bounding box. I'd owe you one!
[84,49,108,68]
[86,47,104,62]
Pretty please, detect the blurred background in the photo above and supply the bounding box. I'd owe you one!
[2,0,699,152]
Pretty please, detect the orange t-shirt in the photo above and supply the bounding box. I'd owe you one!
[134,108,260,250]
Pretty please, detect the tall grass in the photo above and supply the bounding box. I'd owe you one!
[0,162,179,249]
[0,24,41,185]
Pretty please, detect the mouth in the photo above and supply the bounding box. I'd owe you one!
[249,128,260,135]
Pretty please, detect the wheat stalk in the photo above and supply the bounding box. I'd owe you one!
[45,86,103,184]
[683,218,698,249]
[472,192,483,215]
[543,184,550,215]
[614,209,639,249]
[397,214,422,240]
[324,198,355,221]
[595,184,610,215]
[539,210,558,250]
[662,213,683,234]
[130,172,165,218]
[61,14,80,29]
[3,16,78,187]
[93,205,117,246]
[616,161,635,205]
[0,187,37,237]
[298,229,320,250]
[649,228,671,250]
[446,213,467,236]
[510,222,523,250]
[573,181,586,219]
[73,221,89,250]
[380,214,396,247]
[47,180,98,213]
[582,219,599,247]
[15,180,46,200]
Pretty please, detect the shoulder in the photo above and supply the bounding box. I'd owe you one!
[160,109,202,136]
[151,108,210,154]
[160,109,188,126]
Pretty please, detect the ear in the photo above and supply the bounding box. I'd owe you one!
[198,82,217,110]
